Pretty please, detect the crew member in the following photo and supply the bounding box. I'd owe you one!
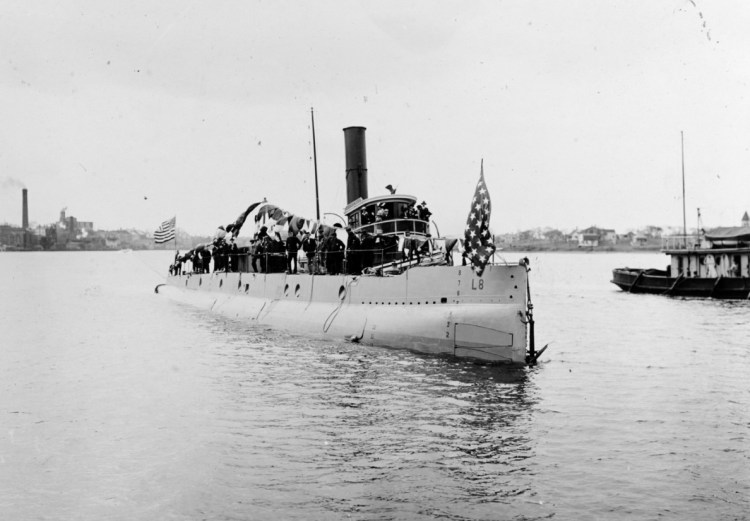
[403,232,420,264]
[286,231,301,274]
[418,201,432,222]
[227,238,238,272]
[324,230,346,275]
[360,231,375,270]
[201,248,212,273]
[346,227,361,275]
[302,232,317,274]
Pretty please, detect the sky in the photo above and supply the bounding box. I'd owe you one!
[1,0,749,237]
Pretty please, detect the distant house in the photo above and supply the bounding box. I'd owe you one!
[643,225,663,239]
[572,226,617,247]
[600,229,617,244]
[543,229,566,242]
[631,234,648,247]
[580,233,599,247]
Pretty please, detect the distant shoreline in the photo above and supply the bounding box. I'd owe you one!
[500,243,662,253]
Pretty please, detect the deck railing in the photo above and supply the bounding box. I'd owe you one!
[355,218,429,236]
[661,235,701,250]
[180,248,434,276]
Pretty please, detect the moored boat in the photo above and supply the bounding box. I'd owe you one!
[613,132,750,300]
[155,125,545,364]
[612,221,750,299]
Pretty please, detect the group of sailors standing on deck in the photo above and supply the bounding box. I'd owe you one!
[300,225,385,276]
[170,222,431,277]
[169,225,241,275]
[167,193,440,277]
[406,201,432,222]
[360,201,431,226]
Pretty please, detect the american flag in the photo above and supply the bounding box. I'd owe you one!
[464,162,496,276]
[154,216,176,244]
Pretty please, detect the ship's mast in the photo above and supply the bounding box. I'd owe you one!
[311,107,321,221]
[681,131,687,247]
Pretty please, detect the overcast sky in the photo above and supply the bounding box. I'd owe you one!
[1,0,749,237]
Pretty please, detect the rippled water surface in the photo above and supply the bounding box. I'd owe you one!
[1,251,748,520]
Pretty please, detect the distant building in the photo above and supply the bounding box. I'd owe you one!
[572,226,617,247]
[53,208,96,248]
[643,225,663,239]
[581,234,599,247]
[0,224,24,249]
[601,229,617,244]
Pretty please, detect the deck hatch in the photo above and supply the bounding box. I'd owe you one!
[454,323,513,349]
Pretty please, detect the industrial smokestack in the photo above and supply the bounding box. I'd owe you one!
[22,188,28,229]
[343,126,368,204]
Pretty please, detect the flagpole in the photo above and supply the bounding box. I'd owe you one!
[681,131,687,248]
[311,107,321,221]
[482,159,496,266]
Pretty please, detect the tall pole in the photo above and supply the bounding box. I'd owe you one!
[174,217,178,272]
[681,131,687,247]
[311,107,321,221]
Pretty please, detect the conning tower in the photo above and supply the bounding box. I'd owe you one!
[342,126,429,242]
[343,126,368,204]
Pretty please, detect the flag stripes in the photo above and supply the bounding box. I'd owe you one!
[464,162,496,277]
[154,216,176,243]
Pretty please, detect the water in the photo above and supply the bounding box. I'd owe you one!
[1,250,748,520]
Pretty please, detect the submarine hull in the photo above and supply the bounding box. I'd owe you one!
[157,264,529,363]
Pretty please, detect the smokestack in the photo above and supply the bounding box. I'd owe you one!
[22,188,28,229]
[343,126,368,204]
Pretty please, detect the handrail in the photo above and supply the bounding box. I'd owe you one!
[662,235,701,250]
[201,246,442,276]
[355,218,430,236]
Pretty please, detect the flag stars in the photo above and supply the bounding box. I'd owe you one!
[464,167,496,277]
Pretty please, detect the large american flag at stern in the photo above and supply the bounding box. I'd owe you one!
[464,162,496,277]
[154,216,176,244]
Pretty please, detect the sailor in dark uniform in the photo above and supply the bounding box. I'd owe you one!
[324,230,346,275]
[302,232,317,274]
[418,201,432,222]
[360,231,375,270]
[286,231,301,274]
[345,227,361,275]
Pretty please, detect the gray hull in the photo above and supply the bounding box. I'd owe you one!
[157,264,530,363]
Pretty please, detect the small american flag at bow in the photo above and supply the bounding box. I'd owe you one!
[154,216,176,244]
[464,161,496,277]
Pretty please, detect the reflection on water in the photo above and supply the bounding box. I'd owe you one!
[201,316,544,520]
